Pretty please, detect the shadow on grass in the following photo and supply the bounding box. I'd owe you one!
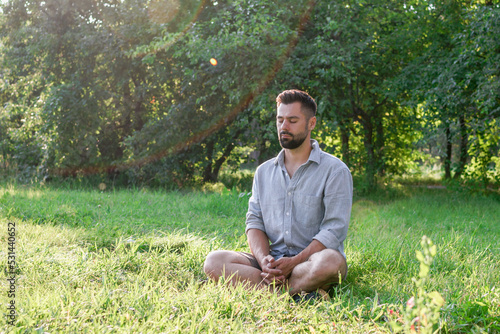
[86,236,191,254]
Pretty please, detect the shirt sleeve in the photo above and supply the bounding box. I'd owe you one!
[245,168,266,234]
[312,167,353,251]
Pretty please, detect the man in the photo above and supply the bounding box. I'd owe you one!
[203,89,352,299]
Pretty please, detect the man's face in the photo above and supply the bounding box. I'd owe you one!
[276,102,315,150]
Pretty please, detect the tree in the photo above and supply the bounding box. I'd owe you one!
[0,0,201,179]
[1,0,498,189]
[405,0,500,185]
[124,0,315,184]
[270,0,424,190]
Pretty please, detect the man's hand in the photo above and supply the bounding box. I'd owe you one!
[267,256,298,279]
[260,255,286,285]
[269,240,327,280]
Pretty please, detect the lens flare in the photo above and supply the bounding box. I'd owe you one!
[133,0,205,58]
[148,0,180,25]
[51,0,317,178]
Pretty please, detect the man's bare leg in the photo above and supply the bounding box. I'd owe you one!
[203,250,266,289]
[286,249,347,295]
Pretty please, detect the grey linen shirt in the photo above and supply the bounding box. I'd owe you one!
[245,139,353,260]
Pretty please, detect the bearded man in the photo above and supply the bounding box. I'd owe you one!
[203,89,353,300]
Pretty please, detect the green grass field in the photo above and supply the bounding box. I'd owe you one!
[0,181,499,333]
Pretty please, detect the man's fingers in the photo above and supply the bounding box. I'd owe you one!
[263,255,274,265]
[261,272,284,286]
[260,273,273,285]
[260,271,281,280]
[267,259,279,268]
[261,272,273,279]
[263,268,282,276]
[263,278,273,285]
[262,264,282,273]
[266,261,283,271]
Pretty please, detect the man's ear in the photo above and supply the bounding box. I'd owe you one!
[309,116,317,131]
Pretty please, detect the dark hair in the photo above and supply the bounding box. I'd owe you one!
[276,89,317,118]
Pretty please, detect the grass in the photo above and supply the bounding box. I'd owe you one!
[0,181,499,333]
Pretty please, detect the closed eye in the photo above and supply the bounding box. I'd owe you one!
[277,117,299,123]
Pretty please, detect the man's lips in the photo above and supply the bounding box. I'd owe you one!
[280,132,292,139]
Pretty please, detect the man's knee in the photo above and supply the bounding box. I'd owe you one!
[308,249,347,281]
[204,250,250,280]
[203,250,228,276]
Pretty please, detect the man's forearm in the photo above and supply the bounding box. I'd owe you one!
[293,239,326,265]
[247,228,271,266]
[269,240,327,279]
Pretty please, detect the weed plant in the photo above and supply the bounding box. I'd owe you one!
[0,181,499,333]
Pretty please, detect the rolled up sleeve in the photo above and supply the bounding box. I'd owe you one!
[245,169,266,234]
[312,168,353,252]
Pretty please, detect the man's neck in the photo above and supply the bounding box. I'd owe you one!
[283,139,312,177]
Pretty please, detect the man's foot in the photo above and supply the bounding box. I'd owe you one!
[292,289,331,303]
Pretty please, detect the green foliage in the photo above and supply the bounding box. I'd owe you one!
[273,0,432,190]
[218,169,254,193]
[0,0,499,189]
[391,236,445,333]
[403,1,500,185]
[124,0,312,184]
[465,119,500,187]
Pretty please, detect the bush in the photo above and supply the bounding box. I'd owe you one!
[218,169,254,192]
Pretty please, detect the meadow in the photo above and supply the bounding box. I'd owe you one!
[0,180,499,333]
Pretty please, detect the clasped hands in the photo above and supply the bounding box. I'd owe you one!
[260,254,298,285]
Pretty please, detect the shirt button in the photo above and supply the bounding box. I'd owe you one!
[286,212,290,216]
[285,231,289,234]
[288,192,291,196]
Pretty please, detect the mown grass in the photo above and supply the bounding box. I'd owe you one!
[0,181,499,333]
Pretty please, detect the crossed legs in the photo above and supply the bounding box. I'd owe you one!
[203,250,266,289]
[203,249,347,294]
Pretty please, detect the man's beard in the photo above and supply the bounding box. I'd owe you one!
[279,130,308,149]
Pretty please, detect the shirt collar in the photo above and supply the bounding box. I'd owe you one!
[274,139,321,167]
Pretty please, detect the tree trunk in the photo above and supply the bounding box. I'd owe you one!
[453,114,468,179]
[444,125,452,179]
[340,119,350,167]
[202,140,215,183]
[203,130,242,183]
[211,141,237,182]
[374,113,385,176]
[363,118,376,191]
